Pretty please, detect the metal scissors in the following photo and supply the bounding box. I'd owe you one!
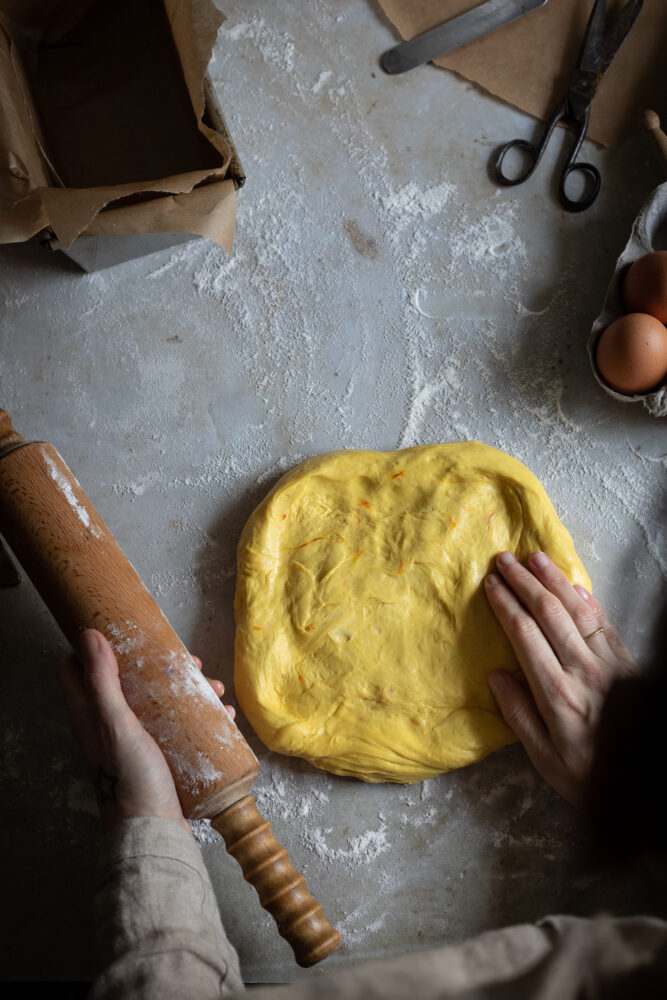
[492,0,644,212]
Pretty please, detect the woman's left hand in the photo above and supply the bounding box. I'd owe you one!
[57,629,235,833]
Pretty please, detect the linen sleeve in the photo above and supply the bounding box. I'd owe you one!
[89,816,245,1000]
[232,914,667,1000]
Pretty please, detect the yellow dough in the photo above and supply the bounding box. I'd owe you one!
[234,442,590,783]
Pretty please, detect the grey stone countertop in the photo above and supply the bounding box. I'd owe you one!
[0,0,665,985]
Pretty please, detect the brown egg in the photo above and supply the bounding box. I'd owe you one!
[595,313,667,394]
[622,251,667,322]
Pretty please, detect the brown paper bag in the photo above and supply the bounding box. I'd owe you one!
[0,0,240,253]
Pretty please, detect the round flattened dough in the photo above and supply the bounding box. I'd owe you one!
[234,442,590,783]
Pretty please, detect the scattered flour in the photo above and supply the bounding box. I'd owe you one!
[379,180,455,228]
[448,200,527,275]
[302,822,389,871]
[190,818,223,846]
[223,16,295,73]
[312,70,333,94]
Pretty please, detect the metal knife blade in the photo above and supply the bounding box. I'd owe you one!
[381,0,550,75]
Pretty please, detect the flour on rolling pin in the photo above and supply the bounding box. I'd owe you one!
[0,434,260,819]
[105,619,257,799]
[43,452,102,537]
[44,455,248,792]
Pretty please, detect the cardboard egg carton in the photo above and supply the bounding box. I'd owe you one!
[588,182,667,418]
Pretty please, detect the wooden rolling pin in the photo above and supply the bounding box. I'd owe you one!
[0,409,341,968]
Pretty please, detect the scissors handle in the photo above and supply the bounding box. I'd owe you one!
[492,102,601,211]
[493,138,542,187]
[492,101,564,188]
[557,108,600,212]
[559,160,601,212]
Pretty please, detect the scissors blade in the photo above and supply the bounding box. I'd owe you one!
[569,0,643,117]
[577,0,607,78]
[599,0,644,77]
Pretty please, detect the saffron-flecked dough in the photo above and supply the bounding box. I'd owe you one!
[234,443,590,783]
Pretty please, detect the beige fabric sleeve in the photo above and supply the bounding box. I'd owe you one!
[88,815,667,999]
[90,816,244,1000]
[235,914,667,1000]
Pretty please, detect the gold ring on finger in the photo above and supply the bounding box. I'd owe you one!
[583,626,605,643]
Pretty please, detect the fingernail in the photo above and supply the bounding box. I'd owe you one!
[485,573,500,586]
[80,630,101,658]
[531,551,548,568]
[496,551,516,567]
[575,585,590,601]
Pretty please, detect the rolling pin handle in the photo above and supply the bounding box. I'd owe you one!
[642,109,667,178]
[212,795,341,967]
